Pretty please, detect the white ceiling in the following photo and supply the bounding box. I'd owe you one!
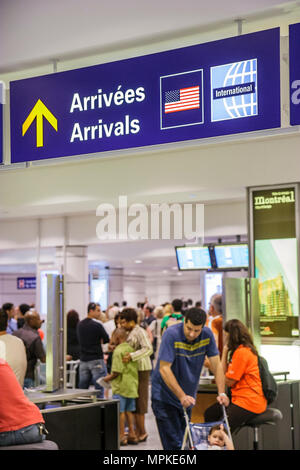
[0,233,248,279]
[0,0,297,72]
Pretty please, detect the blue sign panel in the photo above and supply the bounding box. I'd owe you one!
[10,28,281,164]
[17,277,36,289]
[290,23,300,125]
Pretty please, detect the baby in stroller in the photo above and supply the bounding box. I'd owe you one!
[182,405,234,450]
[196,424,234,450]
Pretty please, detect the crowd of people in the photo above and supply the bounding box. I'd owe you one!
[0,295,268,450]
[0,302,45,389]
[65,296,266,450]
[0,303,47,446]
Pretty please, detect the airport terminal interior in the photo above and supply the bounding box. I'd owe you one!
[1,0,300,452]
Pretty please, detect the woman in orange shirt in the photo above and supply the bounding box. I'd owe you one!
[204,319,267,433]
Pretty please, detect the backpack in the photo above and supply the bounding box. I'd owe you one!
[161,313,184,334]
[257,355,278,405]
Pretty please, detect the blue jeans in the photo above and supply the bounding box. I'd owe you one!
[24,378,35,389]
[113,394,136,413]
[79,359,107,398]
[152,399,191,450]
[0,423,46,447]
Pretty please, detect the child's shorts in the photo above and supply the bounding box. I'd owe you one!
[113,394,136,413]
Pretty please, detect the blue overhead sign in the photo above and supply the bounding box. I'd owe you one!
[17,277,36,289]
[290,23,300,125]
[10,28,281,164]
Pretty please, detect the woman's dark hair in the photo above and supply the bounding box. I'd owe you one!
[19,304,30,316]
[0,309,8,332]
[224,319,258,360]
[119,308,138,324]
[114,313,121,328]
[185,307,207,326]
[2,303,13,313]
[67,309,80,328]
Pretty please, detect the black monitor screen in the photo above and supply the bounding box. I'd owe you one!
[175,246,212,270]
[214,244,249,269]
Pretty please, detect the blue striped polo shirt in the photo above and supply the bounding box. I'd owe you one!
[151,322,219,409]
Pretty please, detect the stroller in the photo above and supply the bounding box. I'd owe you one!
[181,405,232,450]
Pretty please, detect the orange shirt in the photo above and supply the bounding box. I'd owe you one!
[38,328,44,341]
[206,315,223,355]
[0,359,44,432]
[226,345,267,414]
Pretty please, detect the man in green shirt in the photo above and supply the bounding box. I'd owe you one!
[161,298,184,333]
[102,328,139,446]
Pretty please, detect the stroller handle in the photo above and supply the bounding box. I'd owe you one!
[182,403,227,420]
[221,404,232,442]
[182,403,233,444]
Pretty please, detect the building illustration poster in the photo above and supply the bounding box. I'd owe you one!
[252,187,299,338]
[255,238,299,337]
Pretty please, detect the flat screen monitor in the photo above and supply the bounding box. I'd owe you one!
[175,245,212,270]
[214,243,249,270]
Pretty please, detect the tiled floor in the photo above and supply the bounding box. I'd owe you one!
[125,406,162,450]
[123,387,163,451]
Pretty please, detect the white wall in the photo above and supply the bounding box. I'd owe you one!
[108,268,124,306]
[145,279,171,307]
[261,344,300,380]
[114,272,203,308]
[0,273,36,307]
[170,276,202,306]
[1,133,300,221]
[123,275,146,308]
[0,201,247,252]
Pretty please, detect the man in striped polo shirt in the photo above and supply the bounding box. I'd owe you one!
[151,307,229,450]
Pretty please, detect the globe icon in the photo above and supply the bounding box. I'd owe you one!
[222,59,257,118]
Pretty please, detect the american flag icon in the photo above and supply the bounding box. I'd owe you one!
[164,86,200,114]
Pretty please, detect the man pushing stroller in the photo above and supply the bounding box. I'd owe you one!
[151,307,229,450]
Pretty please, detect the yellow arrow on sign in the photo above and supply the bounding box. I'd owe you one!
[22,99,58,147]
